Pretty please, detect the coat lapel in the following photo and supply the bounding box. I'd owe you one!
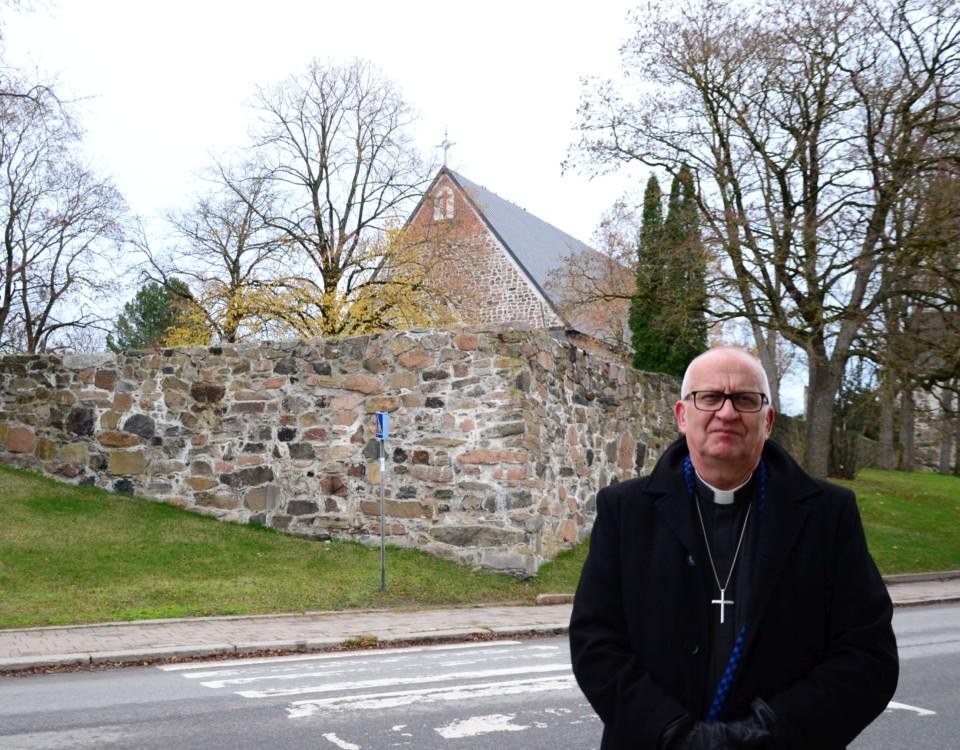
[650,448,714,601]
[743,443,817,649]
[654,471,699,559]
[645,439,699,556]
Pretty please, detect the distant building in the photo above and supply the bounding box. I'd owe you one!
[897,308,959,473]
[914,386,957,473]
[404,167,630,353]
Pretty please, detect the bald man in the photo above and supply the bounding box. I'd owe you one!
[570,348,897,749]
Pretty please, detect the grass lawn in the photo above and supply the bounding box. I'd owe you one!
[0,464,585,628]
[838,468,960,575]
[1,464,955,628]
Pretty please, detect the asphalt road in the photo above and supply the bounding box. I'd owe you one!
[850,602,959,750]
[0,602,956,749]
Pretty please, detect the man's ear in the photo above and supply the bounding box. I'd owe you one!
[675,400,687,433]
[764,406,775,437]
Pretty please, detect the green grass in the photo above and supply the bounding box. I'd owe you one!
[0,464,585,628]
[1,464,954,629]
[838,468,960,574]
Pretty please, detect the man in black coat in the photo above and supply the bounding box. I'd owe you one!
[569,348,898,749]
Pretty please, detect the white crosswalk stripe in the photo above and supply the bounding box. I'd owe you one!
[159,638,598,747]
[235,663,571,699]
[286,675,579,719]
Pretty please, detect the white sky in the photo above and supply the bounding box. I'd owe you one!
[3,0,642,245]
[2,1,807,413]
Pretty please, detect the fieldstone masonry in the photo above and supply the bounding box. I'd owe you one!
[0,326,679,575]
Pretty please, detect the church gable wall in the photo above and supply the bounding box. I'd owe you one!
[409,175,565,329]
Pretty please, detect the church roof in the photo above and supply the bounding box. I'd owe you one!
[444,168,595,311]
[406,166,628,347]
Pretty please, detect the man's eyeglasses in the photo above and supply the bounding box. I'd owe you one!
[685,391,768,413]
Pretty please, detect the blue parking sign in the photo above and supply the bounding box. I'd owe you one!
[376,412,389,441]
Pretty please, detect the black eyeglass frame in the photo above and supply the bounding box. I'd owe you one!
[684,391,769,413]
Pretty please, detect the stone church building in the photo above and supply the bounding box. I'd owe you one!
[404,167,630,353]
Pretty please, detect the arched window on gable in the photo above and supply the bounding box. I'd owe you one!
[433,186,455,221]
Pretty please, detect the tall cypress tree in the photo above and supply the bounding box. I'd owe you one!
[629,168,707,377]
[662,164,707,375]
[630,175,668,372]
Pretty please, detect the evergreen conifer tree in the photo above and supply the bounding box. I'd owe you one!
[630,175,668,371]
[662,164,707,375]
[106,279,193,352]
[629,167,707,377]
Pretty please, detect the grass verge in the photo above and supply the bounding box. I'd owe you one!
[839,468,960,574]
[0,464,585,628]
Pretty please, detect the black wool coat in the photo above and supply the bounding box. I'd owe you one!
[569,438,898,749]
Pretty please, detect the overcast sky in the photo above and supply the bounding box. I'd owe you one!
[2,2,808,412]
[3,0,642,245]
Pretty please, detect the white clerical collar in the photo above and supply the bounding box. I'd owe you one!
[696,471,753,505]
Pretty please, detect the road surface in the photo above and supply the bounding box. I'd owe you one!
[1,603,956,749]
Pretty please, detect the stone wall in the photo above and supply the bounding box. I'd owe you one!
[914,387,957,473]
[0,326,679,575]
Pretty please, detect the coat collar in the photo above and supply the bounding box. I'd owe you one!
[650,438,700,558]
[649,437,819,616]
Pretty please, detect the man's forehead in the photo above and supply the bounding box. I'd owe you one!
[687,354,764,388]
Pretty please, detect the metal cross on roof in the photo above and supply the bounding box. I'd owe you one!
[437,127,456,166]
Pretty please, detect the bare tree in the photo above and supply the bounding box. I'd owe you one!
[161,163,287,343]
[224,59,435,338]
[0,79,125,353]
[862,164,960,469]
[546,199,637,351]
[570,0,960,476]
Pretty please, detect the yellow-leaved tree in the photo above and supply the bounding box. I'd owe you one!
[220,59,441,339]
[148,60,464,342]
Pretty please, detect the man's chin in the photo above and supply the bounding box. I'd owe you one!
[706,435,743,453]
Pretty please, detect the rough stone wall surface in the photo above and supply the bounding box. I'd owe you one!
[411,174,565,330]
[913,387,957,472]
[0,326,679,575]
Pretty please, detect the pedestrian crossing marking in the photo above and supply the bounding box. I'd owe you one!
[286,675,579,719]
[237,663,571,699]
[156,639,522,672]
[434,713,529,739]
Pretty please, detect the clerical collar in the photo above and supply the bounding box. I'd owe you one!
[695,471,753,505]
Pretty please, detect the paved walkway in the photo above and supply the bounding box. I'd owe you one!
[2,574,958,673]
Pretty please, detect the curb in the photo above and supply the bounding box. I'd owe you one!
[0,623,571,675]
[884,570,960,584]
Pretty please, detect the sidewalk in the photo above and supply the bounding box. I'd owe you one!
[2,574,958,674]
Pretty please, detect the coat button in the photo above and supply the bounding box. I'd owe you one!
[684,640,700,655]
[686,554,696,567]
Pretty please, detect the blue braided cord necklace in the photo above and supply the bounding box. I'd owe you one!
[683,455,767,722]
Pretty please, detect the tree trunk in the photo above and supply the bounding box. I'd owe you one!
[877,370,897,470]
[752,326,780,412]
[941,387,956,475]
[899,390,915,472]
[804,356,840,478]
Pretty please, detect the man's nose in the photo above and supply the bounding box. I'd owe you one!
[716,397,740,417]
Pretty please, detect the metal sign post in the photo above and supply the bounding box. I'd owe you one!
[375,412,389,592]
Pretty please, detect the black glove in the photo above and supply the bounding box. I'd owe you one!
[658,714,694,749]
[664,718,734,750]
[660,699,778,750]
[725,698,778,748]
